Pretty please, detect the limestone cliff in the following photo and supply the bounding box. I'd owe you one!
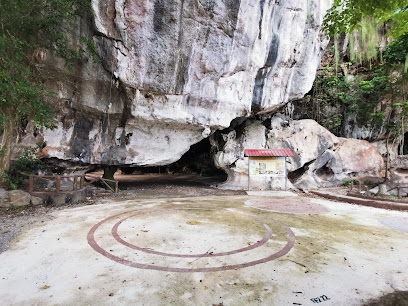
[16,0,332,170]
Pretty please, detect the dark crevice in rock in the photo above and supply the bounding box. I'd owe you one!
[41,158,94,174]
[262,117,272,129]
[70,116,93,163]
[153,0,166,33]
[251,69,268,113]
[258,0,266,39]
[315,162,334,181]
[251,34,280,113]
[175,49,191,94]
[177,0,186,47]
[119,85,134,128]
[398,132,408,155]
[288,159,315,183]
[100,113,109,145]
[213,117,257,150]
[224,0,241,37]
[265,34,280,68]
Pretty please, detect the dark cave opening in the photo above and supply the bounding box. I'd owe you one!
[120,138,227,179]
[398,132,408,155]
[288,160,315,183]
[315,163,334,181]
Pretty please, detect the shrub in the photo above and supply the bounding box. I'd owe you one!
[3,146,43,189]
[343,179,360,186]
[343,180,351,186]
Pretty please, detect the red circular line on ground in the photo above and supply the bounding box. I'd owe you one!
[87,209,295,273]
[111,213,273,258]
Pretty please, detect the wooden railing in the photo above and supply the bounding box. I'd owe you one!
[20,172,119,194]
[84,174,119,193]
[387,185,408,198]
[349,180,408,198]
[347,181,366,192]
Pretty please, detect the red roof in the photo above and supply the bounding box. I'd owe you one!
[244,149,295,157]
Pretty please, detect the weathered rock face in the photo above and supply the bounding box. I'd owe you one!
[212,117,384,189]
[16,0,332,167]
[382,156,408,196]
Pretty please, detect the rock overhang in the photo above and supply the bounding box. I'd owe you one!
[16,0,333,175]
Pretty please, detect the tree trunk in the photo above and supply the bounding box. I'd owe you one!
[0,115,16,181]
[384,134,390,182]
[102,165,118,190]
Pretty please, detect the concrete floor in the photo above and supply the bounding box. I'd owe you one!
[1,192,408,305]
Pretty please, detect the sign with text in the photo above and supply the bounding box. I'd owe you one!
[249,157,285,177]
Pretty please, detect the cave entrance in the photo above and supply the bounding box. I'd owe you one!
[399,132,408,155]
[288,160,314,183]
[315,163,334,181]
[119,138,227,189]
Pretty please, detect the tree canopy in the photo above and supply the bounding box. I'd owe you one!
[0,0,93,176]
[324,0,408,38]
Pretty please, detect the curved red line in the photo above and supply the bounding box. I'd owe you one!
[87,209,295,273]
[111,213,273,258]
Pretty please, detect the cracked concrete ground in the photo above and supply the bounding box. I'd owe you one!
[1,191,407,305]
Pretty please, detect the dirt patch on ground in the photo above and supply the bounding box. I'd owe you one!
[363,290,408,306]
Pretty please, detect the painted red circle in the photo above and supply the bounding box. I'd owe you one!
[87,209,295,273]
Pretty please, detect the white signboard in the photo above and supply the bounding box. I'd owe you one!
[249,157,285,177]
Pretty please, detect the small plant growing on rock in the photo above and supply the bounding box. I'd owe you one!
[343,179,360,186]
[343,180,352,186]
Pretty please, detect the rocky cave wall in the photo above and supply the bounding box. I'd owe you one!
[15,0,332,171]
[14,0,385,190]
[211,116,384,189]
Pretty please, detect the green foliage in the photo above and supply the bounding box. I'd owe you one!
[363,180,373,186]
[0,35,56,129]
[300,62,392,134]
[355,77,388,124]
[324,0,408,39]
[347,17,382,66]
[0,0,96,173]
[384,33,408,64]
[296,69,351,135]
[359,76,388,95]
[3,146,43,189]
[306,2,407,143]
[392,101,408,115]
[343,179,360,186]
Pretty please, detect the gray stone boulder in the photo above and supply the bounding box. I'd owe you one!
[8,190,32,207]
[381,156,408,196]
[213,118,384,190]
[0,187,7,199]
[0,188,9,208]
[31,196,44,206]
[0,190,44,208]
